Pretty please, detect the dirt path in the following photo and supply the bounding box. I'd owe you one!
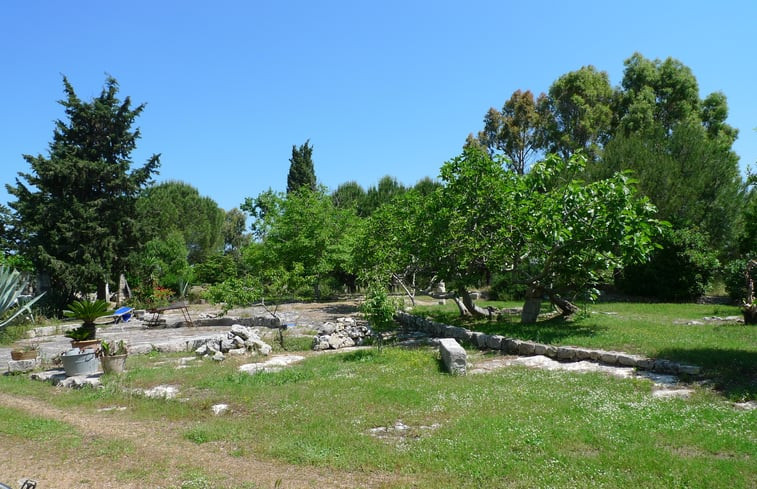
[0,300,408,488]
[0,391,402,489]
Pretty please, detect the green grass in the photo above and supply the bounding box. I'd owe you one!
[5,346,754,488]
[412,300,756,400]
[1,301,755,488]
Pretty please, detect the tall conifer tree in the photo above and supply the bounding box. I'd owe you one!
[6,76,160,310]
[286,140,316,194]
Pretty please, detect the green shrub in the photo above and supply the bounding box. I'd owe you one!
[617,227,719,300]
[361,282,401,333]
[723,258,751,302]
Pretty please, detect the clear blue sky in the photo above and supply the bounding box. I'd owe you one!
[2,0,755,212]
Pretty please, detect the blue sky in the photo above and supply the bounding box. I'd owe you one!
[2,0,755,212]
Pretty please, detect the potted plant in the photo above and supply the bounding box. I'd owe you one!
[10,343,39,361]
[64,299,111,348]
[99,339,128,374]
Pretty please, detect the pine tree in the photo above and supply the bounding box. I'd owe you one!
[286,140,316,194]
[6,76,160,310]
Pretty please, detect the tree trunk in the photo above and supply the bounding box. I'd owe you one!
[97,281,108,301]
[550,294,579,317]
[453,296,472,316]
[457,288,490,317]
[521,288,542,324]
[743,305,757,325]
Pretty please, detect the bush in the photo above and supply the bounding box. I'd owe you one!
[360,282,401,333]
[204,275,262,314]
[723,258,756,303]
[616,227,719,300]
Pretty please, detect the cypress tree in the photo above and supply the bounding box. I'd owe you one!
[286,140,316,194]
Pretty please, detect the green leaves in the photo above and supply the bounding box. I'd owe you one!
[0,265,45,329]
[7,76,160,310]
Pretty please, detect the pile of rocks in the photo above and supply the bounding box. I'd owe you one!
[312,317,372,350]
[194,324,272,361]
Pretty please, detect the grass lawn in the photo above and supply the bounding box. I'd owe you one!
[412,300,757,401]
[0,302,754,488]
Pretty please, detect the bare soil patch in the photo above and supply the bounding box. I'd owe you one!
[0,300,408,489]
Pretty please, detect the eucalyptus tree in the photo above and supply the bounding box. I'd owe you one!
[477,89,549,174]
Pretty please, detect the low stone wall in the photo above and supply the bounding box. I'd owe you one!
[395,311,701,375]
[192,316,282,329]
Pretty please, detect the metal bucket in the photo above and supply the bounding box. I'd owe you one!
[61,349,99,377]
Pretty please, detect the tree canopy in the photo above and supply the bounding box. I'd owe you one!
[6,76,160,309]
[286,140,316,194]
[136,180,225,264]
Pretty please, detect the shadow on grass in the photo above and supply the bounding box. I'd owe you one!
[655,347,757,401]
[419,310,606,344]
[339,349,379,363]
[322,303,361,315]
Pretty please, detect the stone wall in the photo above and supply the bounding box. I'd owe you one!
[395,311,701,375]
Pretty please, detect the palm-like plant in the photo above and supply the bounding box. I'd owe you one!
[64,299,111,340]
[0,265,45,329]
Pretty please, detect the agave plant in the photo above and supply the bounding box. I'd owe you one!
[0,265,45,329]
[64,299,111,340]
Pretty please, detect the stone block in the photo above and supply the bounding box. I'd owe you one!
[231,324,252,340]
[599,352,619,365]
[677,364,702,376]
[7,359,38,373]
[635,358,654,370]
[475,333,490,349]
[439,338,467,375]
[588,349,603,361]
[504,339,519,354]
[518,341,536,356]
[557,347,577,361]
[486,335,503,350]
[653,359,675,373]
[575,349,593,361]
[533,343,547,355]
[544,345,558,358]
[617,354,639,367]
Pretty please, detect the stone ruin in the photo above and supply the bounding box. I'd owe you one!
[193,324,273,361]
[312,317,372,350]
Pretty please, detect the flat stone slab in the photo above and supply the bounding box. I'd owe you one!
[31,369,102,388]
[239,355,305,374]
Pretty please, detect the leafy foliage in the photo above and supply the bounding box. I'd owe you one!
[360,281,401,333]
[478,89,548,174]
[136,181,225,264]
[0,265,45,329]
[617,227,719,300]
[204,275,263,315]
[63,298,111,340]
[5,76,159,311]
[429,148,662,321]
[286,140,316,194]
[243,187,359,299]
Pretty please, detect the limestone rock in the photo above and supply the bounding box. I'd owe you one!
[439,338,466,375]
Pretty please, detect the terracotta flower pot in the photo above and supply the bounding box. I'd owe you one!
[11,350,38,361]
[71,339,101,350]
[100,354,127,374]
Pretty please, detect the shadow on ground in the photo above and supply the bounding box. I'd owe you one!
[655,347,757,401]
[321,303,360,316]
[422,311,605,344]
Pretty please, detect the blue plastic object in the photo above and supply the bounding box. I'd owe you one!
[113,306,133,323]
